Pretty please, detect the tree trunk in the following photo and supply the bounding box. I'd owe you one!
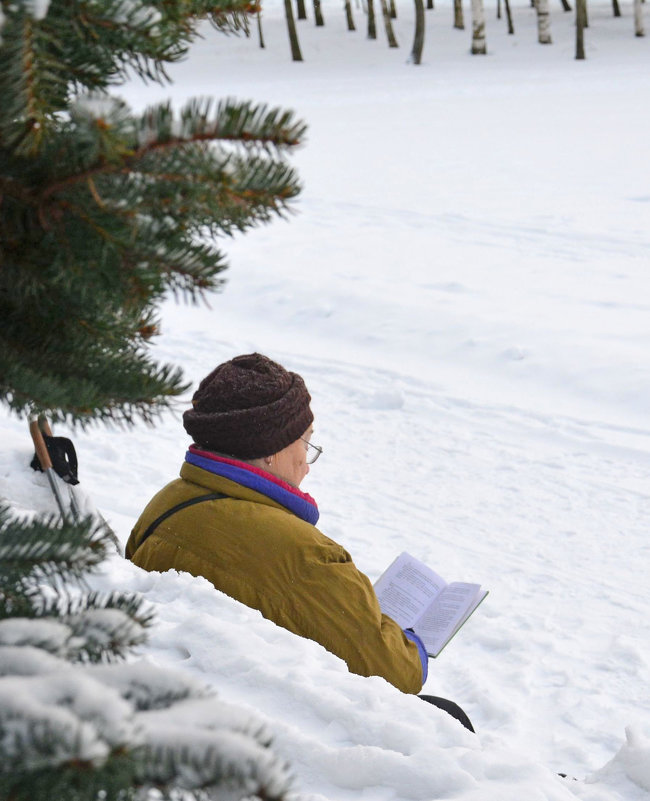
[313,0,324,25]
[380,0,399,44]
[504,0,514,31]
[611,0,621,16]
[367,0,377,37]
[471,0,487,51]
[634,0,645,33]
[536,0,552,41]
[560,0,572,11]
[390,0,398,17]
[284,0,304,60]
[427,0,435,8]
[411,0,426,62]
[575,0,586,57]
[257,6,265,47]
[454,0,465,29]
[345,0,356,29]
[497,0,501,19]
[296,0,307,20]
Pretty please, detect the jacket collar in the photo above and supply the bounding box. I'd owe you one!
[185,446,320,525]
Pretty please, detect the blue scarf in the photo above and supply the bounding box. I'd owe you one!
[185,446,320,526]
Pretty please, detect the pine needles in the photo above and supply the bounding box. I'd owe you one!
[0,0,306,427]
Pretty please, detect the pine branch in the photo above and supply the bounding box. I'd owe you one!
[63,594,154,662]
[88,661,210,711]
[0,337,189,426]
[0,506,115,598]
[0,749,139,801]
[0,666,293,800]
[28,96,305,202]
[1,3,304,426]
[0,0,261,158]
[0,7,63,156]
[137,733,292,800]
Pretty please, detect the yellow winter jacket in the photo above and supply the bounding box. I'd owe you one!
[125,460,424,694]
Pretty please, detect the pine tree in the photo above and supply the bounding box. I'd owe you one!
[0,1,303,798]
[0,0,306,428]
[0,504,293,801]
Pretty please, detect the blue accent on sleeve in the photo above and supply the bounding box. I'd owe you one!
[403,628,429,685]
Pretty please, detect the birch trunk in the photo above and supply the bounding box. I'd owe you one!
[454,0,465,29]
[634,0,645,34]
[411,0,425,62]
[367,0,377,37]
[575,0,586,57]
[380,0,399,45]
[345,0,356,29]
[390,0,397,16]
[536,0,552,42]
[504,0,514,32]
[257,6,265,47]
[284,0,303,60]
[471,0,487,52]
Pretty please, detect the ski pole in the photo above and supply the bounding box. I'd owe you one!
[37,416,81,519]
[29,417,68,519]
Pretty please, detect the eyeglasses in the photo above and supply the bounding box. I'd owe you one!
[300,436,323,465]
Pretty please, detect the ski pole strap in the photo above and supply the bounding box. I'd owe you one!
[30,434,79,485]
[138,491,229,548]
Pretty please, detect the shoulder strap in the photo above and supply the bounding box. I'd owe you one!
[138,491,228,548]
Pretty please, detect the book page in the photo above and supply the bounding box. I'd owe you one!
[414,582,485,657]
[373,552,447,630]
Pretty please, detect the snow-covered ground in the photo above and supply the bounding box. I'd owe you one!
[2,1,650,799]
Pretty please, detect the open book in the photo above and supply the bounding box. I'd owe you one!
[374,551,488,658]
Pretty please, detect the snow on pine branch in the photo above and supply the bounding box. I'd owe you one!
[0,600,150,662]
[0,651,294,798]
[87,660,213,710]
[70,92,132,126]
[0,505,116,588]
[107,0,162,27]
[0,670,136,768]
[0,645,67,677]
[136,97,306,152]
[25,0,52,21]
[0,618,73,654]
[137,725,292,800]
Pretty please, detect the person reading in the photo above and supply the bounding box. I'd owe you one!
[126,353,474,731]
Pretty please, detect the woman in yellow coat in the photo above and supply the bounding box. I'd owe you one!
[127,353,429,696]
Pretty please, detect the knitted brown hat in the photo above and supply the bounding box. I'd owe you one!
[182,353,313,459]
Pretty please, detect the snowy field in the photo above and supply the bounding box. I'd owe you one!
[2,1,650,799]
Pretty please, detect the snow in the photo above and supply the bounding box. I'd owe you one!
[1,1,650,799]
[0,618,73,653]
[27,0,51,21]
[71,93,127,123]
[0,671,135,765]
